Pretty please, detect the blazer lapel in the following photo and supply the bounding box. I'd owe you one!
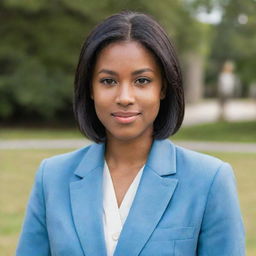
[114,139,178,256]
[70,142,107,256]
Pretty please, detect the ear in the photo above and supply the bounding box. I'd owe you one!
[160,90,166,100]
[90,87,94,100]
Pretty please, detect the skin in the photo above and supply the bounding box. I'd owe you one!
[91,41,165,207]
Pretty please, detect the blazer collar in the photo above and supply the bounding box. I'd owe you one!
[74,139,176,178]
[74,142,105,178]
[146,139,176,176]
[70,139,177,256]
[71,142,107,256]
[114,139,178,255]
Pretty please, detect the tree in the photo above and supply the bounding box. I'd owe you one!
[187,0,256,96]
[0,0,211,121]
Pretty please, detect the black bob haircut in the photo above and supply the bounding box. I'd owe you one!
[74,10,184,143]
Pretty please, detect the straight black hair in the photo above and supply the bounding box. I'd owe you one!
[74,10,184,143]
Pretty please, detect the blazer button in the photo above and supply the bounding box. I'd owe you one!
[112,232,120,241]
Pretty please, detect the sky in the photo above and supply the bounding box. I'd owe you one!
[195,8,222,24]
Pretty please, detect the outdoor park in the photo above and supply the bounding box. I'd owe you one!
[0,0,256,255]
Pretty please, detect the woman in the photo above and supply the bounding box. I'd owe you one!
[17,11,245,256]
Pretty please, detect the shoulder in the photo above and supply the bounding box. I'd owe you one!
[175,143,223,171]
[169,141,238,216]
[36,143,93,180]
[172,141,235,186]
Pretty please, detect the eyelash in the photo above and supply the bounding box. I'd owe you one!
[100,78,117,85]
[99,77,152,86]
[135,77,151,85]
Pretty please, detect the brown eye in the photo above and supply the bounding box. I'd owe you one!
[100,78,117,85]
[135,77,151,85]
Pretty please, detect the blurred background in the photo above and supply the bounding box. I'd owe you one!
[0,0,255,255]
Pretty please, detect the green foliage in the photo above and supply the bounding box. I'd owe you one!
[1,0,254,121]
[0,3,92,119]
[193,0,256,92]
[2,0,49,12]
[0,0,210,121]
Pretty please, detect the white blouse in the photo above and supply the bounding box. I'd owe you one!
[102,161,144,256]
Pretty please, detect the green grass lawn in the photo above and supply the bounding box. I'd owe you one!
[173,121,256,142]
[0,149,255,255]
[1,121,256,142]
[0,127,83,140]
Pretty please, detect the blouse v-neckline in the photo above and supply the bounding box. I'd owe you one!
[102,160,144,256]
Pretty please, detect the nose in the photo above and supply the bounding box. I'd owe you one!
[115,83,135,106]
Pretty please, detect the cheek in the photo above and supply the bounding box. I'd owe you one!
[140,94,161,120]
[93,89,113,110]
[94,102,108,121]
[93,100,108,123]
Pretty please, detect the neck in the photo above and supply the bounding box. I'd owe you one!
[105,131,153,170]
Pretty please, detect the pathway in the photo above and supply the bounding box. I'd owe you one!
[183,99,256,126]
[1,139,256,153]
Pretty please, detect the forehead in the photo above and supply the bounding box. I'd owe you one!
[94,41,161,72]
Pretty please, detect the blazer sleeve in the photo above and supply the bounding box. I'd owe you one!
[197,162,245,255]
[16,160,51,256]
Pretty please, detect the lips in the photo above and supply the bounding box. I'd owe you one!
[111,112,141,124]
[112,112,140,117]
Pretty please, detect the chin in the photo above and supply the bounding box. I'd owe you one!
[109,133,139,142]
[106,128,153,142]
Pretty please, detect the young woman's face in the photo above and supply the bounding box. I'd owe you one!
[91,41,164,142]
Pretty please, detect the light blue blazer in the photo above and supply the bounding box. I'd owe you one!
[16,139,245,256]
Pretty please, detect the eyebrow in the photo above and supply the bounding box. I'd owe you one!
[97,68,154,76]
